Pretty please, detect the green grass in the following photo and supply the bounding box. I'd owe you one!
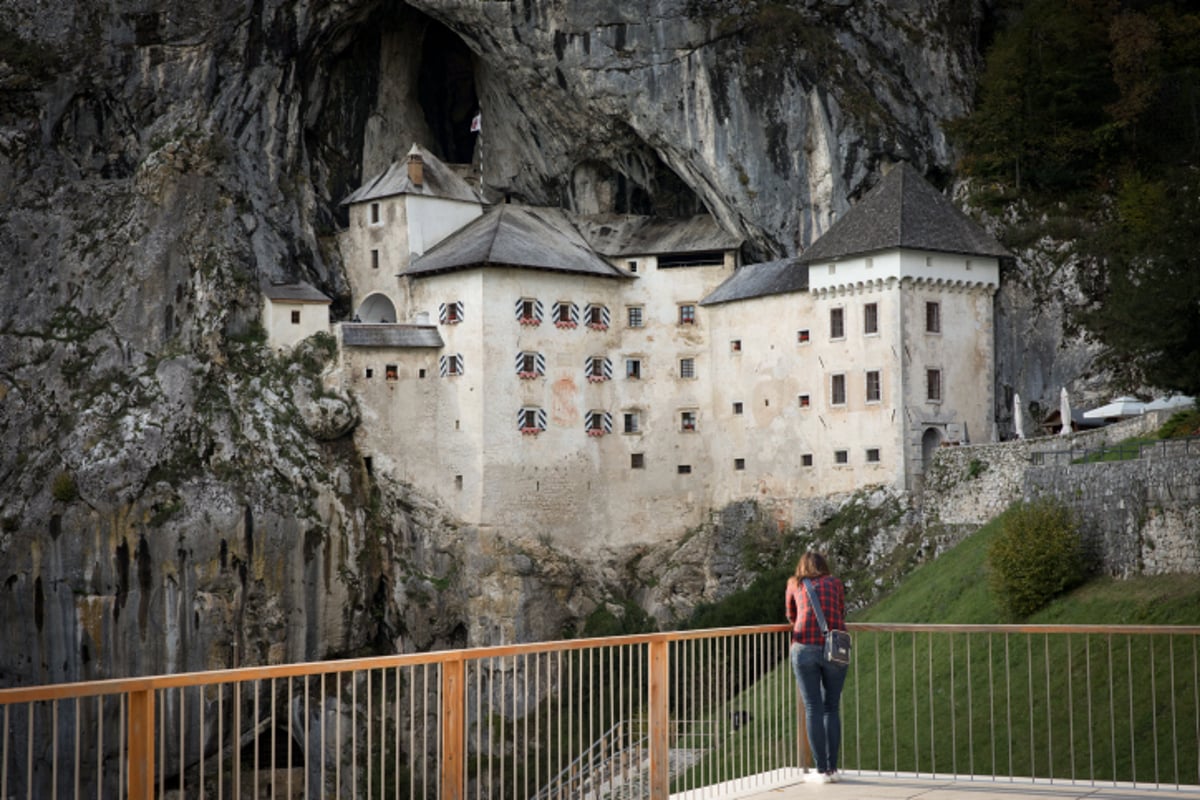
[678,513,1200,786]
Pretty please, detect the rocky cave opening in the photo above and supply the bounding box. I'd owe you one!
[416,19,478,164]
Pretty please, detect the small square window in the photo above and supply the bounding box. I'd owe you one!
[418,368,427,379]
[926,256,934,267]
[677,464,692,474]
[732,401,743,415]
[678,304,696,325]
[445,302,460,323]
[631,453,645,469]
[730,339,742,352]
[864,302,878,335]
[679,357,695,379]
[680,410,697,432]
[371,249,379,270]
[446,355,462,376]
[365,368,374,379]
[831,374,846,406]
[734,458,745,471]
[801,454,814,467]
[834,449,849,465]
[626,358,642,379]
[865,257,874,269]
[866,448,881,463]
[926,302,941,334]
[369,202,381,224]
[965,259,973,271]
[386,364,398,380]
[797,329,811,344]
[830,307,845,339]
[627,260,638,273]
[290,309,301,325]
[455,474,463,490]
[627,307,644,328]
[798,394,811,408]
[623,412,640,434]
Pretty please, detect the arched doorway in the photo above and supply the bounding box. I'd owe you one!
[921,427,944,473]
[356,293,397,324]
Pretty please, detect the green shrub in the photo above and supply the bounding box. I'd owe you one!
[1158,406,1200,439]
[987,499,1088,619]
[51,471,78,502]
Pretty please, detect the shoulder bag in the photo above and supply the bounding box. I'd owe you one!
[802,578,852,666]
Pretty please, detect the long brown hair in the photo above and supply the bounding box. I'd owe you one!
[794,551,830,581]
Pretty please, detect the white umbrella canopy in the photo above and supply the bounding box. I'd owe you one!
[1060,387,1072,436]
[1144,395,1195,412]
[1014,393,1025,440]
[1083,396,1146,420]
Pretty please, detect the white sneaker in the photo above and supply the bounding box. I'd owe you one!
[805,771,831,784]
[826,770,840,783]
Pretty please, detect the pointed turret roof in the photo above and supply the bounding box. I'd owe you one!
[407,205,629,279]
[340,144,481,205]
[796,163,1010,264]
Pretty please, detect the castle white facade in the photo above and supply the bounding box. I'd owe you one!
[265,146,1007,550]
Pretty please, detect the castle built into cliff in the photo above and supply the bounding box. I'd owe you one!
[264,145,1009,550]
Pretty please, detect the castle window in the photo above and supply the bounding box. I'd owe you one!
[518,407,547,435]
[418,368,427,379]
[631,453,645,469]
[627,306,644,328]
[797,329,811,344]
[866,370,881,403]
[516,298,543,326]
[679,357,696,379]
[439,354,464,377]
[801,454,814,467]
[677,464,692,475]
[371,249,379,270]
[864,302,878,335]
[680,410,697,432]
[627,260,639,273]
[386,364,398,380]
[730,339,742,352]
[865,257,874,269]
[586,356,613,382]
[625,358,642,379]
[678,304,696,325]
[965,259,973,271]
[515,351,545,379]
[439,301,464,325]
[733,401,743,415]
[866,447,881,463]
[553,301,579,329]
[834,449,849,465]
[585,410,612,436]
[927,368,943,402]
[831,374,846,406]
[734,458,746,471]
[798,394,810,408]
[455,475,463,490]
[365,368,374,379]
[830,307,845,340]
[926,302,941,334]
[369,202,381,225]
[585,304,610,330]
[291,310,301,325]
[623,411,641,434]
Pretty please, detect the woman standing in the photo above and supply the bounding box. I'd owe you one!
[786,551,848,783]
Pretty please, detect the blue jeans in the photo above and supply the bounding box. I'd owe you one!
[790,642,848,773]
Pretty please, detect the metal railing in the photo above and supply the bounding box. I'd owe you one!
[1,624,1197,798]
[1031,434,1200,465]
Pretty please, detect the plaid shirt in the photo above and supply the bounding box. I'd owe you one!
[786,575,846,646]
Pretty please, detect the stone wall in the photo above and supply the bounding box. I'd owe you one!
[921,410,1199,576]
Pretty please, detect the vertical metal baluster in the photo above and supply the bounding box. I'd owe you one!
[351,671,358,799]
[557,650,564,800]
[119,695,126,800]
[1150,636,1160,786]
[1107,635,1116,787]
[499,657,506,800]
[217,686,224,800]
[253,679,260,799]
[1169,635,1178,788]
[423,664,430,800]
[409,665,416,800]
[303,675,309,800]
[365,670,371,800]
[436,663,443,800]
[988,634,996,782]
[1067,634,1075,784]
[967,634,974,778]
[378,670,384,800]
[474,660,481,800]
[928,632,936,778]
[891,632,898,776]
[1026,635,1034,781]
[74,696,82,800]
[949,634,957,778]
[395,666,402,800]
[1,703,8,800]
[51,699,58,800]
[1127,637,1136,785]
[198,689,204,799]
[1004,633,1012,782]
[523,653,529,800]
[336,672,343,799]
[912,631,919,777]
[235,678,241,800]
[853,630,861,775]
[1085,635,1094,786]
[1192,635,1199,788]
[875,632,882,774]
[1044,635,1053,782]
[320,673,326,800]
[28,702,36,800]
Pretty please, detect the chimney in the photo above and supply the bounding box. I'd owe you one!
[407,146,424,187]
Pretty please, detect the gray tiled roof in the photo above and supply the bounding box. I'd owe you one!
[574,214,742,256]
[797,163,1011,264]
[340,145,481,206]
[262,281,331,303]
[341,324,443,348]
[407,205,628,279]
[700,258,809,306]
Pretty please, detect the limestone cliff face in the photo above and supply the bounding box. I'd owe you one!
[0,0,1015,687]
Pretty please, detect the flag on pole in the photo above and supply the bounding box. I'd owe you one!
[470,113,481,133]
